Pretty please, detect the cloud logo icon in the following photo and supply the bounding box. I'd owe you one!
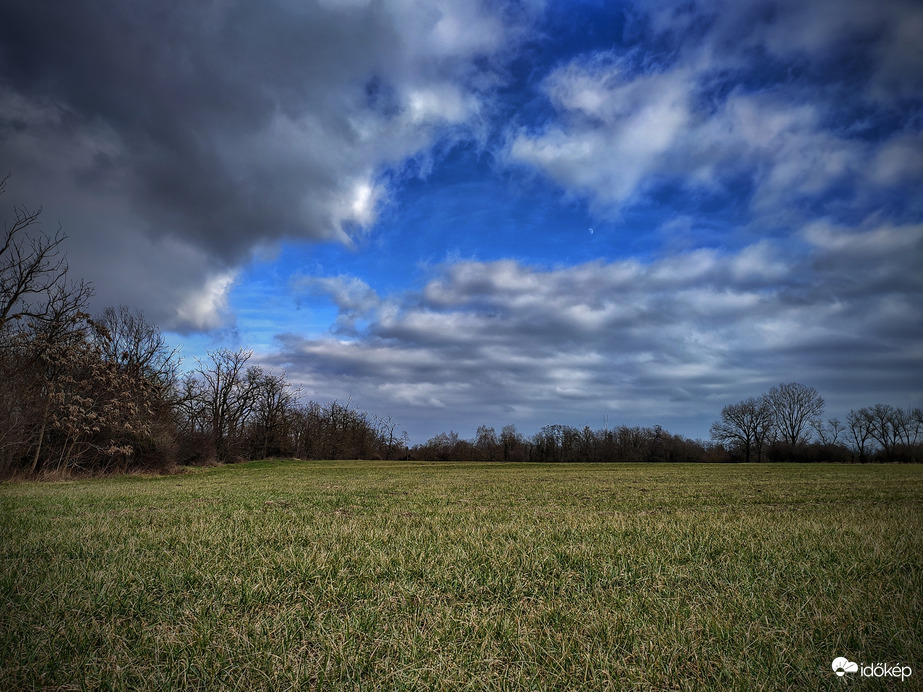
[832,657,859,676]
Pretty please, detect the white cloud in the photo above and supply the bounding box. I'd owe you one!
[508,0,922,220]
[268,224,922,441]
[291,275,383,334]
[870,132,923,187]
[174,271,236,332]
[510,63,877,216]
[801,221,923,256]
[728,241,788,281]
[423,1,506,57]
[405,83,477,125]
[510,58,693,208]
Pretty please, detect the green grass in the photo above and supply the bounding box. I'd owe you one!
[1,461,921,690]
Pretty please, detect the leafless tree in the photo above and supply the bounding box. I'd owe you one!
[249,369,298,459]
[95,306,180,392]
[862,403,903,462]
[377,414,407,460]
[893,407,922,458]
[93,306,181,465]
[847,408,876,463]
[500,424,527,461]
[766,382,825,447]
[321,398,379,459]
[192,348,261,461]
[854,404,923,462]
[710,396,775,462]
[811,417,844,446]
[0,174,70,329]
[475,424,500,461]
[15,304,175,474]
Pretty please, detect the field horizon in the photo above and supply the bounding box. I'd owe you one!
[2,460,921,690]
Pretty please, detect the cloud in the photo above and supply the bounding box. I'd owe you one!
[174,271,237,333]
[0,0,535,330]
[509,57,694,209]
[508,63,894,219]
[291,275,382,335]
[507,0,923,221]
[267,220,922,440]
[870,132,923,189]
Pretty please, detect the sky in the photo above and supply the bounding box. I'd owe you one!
[1,0,921,444]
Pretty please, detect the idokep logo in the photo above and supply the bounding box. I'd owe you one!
[832,657,858,677]
[832,656,913,681]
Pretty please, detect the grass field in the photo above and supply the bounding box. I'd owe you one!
[1,461,921,690]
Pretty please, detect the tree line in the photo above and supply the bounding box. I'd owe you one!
[411,383,920,463]
[710,383,922,463]
[406,423,723,463]
[2,177,919,476]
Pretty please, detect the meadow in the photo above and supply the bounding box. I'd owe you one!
[1,460,921,690]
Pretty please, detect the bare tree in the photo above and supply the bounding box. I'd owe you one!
[910,408,923,463]
[0,176,129,475]
[710,397,774,462]
[533,424,565,462]
[95,306,180,392]
[323,398,379,459]
[613,425,648,462]
[811,417,844,446]
[0,174,70,329]
[475,425,500,461]
[500,424,527,461]
[893,407,922,461]
[846,408,876,463]
[427,430,461,461]
[853,404,923,462]
[249,369,298,459]
[93,306,181,465]
[192,348,260,461]
[376,414,407,460]
[766,382,825,447]
[22,281,96,473]
[14,301,173,474]
[862,403,903,462]
[0,328,37,472]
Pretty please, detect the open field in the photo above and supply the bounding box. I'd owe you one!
[2,461,922,690]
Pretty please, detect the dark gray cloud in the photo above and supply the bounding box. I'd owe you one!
[0,0,527,330]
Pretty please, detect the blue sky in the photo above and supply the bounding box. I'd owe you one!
[2,0,921,443]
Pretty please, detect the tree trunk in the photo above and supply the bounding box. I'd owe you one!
[30,396,51,474]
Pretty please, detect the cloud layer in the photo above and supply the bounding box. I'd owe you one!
[274,219,922,440]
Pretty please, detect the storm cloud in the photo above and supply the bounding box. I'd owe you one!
[0,0,529,330]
